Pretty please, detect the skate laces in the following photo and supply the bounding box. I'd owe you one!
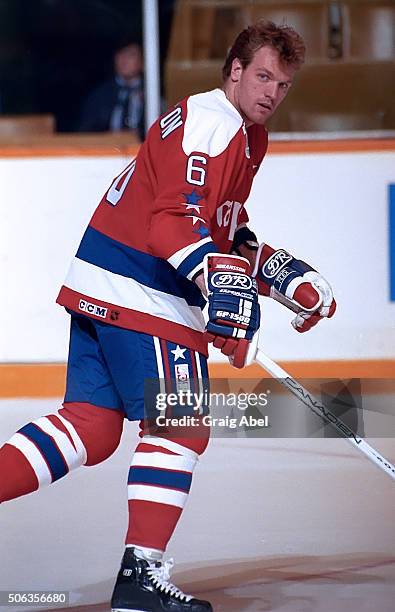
[146,558,192,602]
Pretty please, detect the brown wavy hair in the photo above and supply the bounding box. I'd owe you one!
[222,20,306,80]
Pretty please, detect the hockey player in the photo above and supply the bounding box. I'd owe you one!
[0,21,335,612]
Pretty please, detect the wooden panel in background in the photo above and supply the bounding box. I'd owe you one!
[0,114,55,137]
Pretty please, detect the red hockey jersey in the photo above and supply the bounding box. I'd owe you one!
[57,88,268,354]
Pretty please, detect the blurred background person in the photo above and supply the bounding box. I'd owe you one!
[79,41,145,141]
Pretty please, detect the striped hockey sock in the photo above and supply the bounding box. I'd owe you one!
[0,412,86,502]
[0,403,123,503]
[126,436,200,551]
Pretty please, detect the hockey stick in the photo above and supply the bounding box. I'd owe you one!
[255,348,395,481]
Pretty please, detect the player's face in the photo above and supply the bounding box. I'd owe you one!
[230,46,296,126]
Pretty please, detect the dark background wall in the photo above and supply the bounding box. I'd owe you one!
[0,0,175,131]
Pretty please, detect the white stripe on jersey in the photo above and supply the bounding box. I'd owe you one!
[64,257,205,333]
[167,237,213,276]
[186,260,206,282]
[153,336,166,397]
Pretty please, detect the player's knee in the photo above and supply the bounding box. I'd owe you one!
[60,402,124,466]
[179,434,209,456]
[139,419,210,457]
[175,419,210,456]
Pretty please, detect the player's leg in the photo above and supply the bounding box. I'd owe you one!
[94,325,212,610]
[113,423,211,612]
[0,314,124,503]
[126,342,210,553]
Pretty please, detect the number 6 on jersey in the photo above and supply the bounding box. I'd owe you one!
[186,155,207,186]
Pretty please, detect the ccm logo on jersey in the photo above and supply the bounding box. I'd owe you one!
[78,299,108,318]
[211,272,253,290]
[262,250,292,279]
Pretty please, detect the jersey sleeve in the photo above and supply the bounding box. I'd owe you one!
[230,123,268,254]
[236,207,250,229]
[146,115,227,282]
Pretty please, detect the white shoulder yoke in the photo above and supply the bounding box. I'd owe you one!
[182,89,243,158]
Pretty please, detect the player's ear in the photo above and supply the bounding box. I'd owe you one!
[230,58,243,82]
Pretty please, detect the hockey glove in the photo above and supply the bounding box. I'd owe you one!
[252,244,336,332]
[204,254,260,368]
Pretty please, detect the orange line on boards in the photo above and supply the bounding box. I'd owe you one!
[0,134,141,159]
[0,360,394,398]
[0,139,394,159]
[268,138,395,154]
[0,145,140,158]
[0,364,67,398]
[209,360,395,379]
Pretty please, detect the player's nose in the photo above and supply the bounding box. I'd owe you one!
[264,81,279,100]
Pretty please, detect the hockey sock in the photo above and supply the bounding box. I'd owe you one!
[0,402,123,503]
[0,410,86,502]
[126,427,209,551]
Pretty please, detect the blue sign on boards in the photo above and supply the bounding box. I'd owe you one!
[390,185,395,301]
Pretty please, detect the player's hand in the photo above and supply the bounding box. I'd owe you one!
[204,254,260,367]
[252,244,336,333]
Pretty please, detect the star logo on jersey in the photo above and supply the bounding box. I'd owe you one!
[171,345,187,361]
[194,222,210,238]
[186,214,205,226]
[182,189,204,213]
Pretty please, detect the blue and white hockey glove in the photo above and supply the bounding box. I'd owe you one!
[204,254,260,368]
[252,243,336,332]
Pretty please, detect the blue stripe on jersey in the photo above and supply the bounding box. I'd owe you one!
[128,466,192,492]
[176,241,219,279]
[19,423,68,482]
[390,185,395,301]
[162,340,210,415]
[199,353,209,380]
[76,226,206,308]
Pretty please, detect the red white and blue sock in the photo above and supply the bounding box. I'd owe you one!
[0,402,123,502]
[126,435,203,551]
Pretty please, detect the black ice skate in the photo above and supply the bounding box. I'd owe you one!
[111,547,213,612]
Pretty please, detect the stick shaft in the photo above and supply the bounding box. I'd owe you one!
[255,349,395,481]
